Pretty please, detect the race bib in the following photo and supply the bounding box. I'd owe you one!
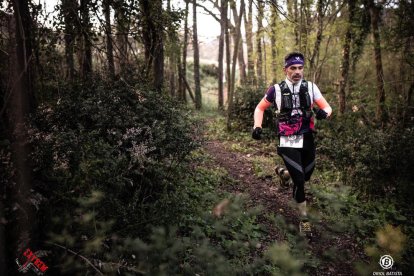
[279,135,303,148]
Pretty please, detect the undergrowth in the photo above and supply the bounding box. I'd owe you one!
[205,111,413,275]
[18,78,312,274]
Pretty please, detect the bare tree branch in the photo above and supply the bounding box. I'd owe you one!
[46,242,104,275]
[195,2,220,23]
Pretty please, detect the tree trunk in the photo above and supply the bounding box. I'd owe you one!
[153,0,164,92]
[0,198,5,274]
[8,0,35,262]
[114,0,128,76]
[103,0,115,79]
[403,81,414,127]
[0,13,14,274]
[228,0,244,130]
[180,72,196,103]
[178,55,184,101]
[309,0,324,81]
[368,0,386,122]
[270,0,278,83]
[314,35,331,84]
[293,0,300,46]
[244,0,255,84]
[218,0,226,109]
[193,0,202,109]
[231,3,246,85]
[287,0,299,45]
[141,0,152,77]
[166,0,176,97]
[62,0,77,79]
[256,0,264,83]
[225,2,231,104]
[176,51,182,98]
[338,0,356,115]
[263,36,267,83]
[237,40,246,84]
[80,0,92,76]
[181,0,189,102]
[349,6,370,96]
[299,0,310,54]
[141,0,164,91]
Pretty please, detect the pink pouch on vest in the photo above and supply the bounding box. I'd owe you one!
[278,117,302,136]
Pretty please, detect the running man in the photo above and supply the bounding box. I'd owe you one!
[252,52,332,235]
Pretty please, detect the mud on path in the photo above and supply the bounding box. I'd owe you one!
[204,139,366,276]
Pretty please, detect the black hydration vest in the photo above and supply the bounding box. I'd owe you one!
[278,80,312,119]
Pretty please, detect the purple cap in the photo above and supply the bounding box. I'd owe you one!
[284,55,304,68]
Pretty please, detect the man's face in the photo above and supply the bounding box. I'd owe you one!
[283,64,304,83]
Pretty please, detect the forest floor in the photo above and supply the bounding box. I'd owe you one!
[202,117,367,275]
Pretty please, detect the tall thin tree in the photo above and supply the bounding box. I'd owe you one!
[263,36,267,82]
[309,0,325,81]
[193,0,202,109]
[256,0,264,83]
[141,0,164,91]
[166,0,177,97]
[218,0,227,109]
[114,0,128,76]
[349,4,370,95]
[80,0,92,76]
[180,0,190,102]
[244,0,254,84]
[270,0,278,83]
[0,198,5,274]
[225,1,231,101]
[8,0,35,263]
[228,0,244,130]
[231,2,246,84]
[153,0,164,92]
[299,0,310,54]
[287,0,299,46]
[62,0,77,79]
[103,0,115,78]
[367,0,386,122]
[338,0,356,114]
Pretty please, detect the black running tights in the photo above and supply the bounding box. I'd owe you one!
[277,144,315,203]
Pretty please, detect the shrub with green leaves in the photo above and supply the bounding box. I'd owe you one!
[232,84,277,136]
[316,114,414,198]
[30,77,201,239]
[200,63,218,78]
[314,114,414,273]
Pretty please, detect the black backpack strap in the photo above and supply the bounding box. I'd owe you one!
[279,80,288,91]
[300,79,308,91]
[278,81,293,114]
[299,80,311,110]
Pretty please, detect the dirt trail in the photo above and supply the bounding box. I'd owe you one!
[204,139,365,276]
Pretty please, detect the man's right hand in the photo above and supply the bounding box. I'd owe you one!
[252,127,262,140]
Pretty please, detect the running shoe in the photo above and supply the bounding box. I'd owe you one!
[299,219,312,237]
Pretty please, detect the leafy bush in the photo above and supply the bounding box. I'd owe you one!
[314,113,414,273]
[28,78,291,275]
[30,77,201,239]
[310,182,413,273]
[232,84,277,136]
[200,63,218,78]
[38,142,291,274]
[316,114,414,198]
